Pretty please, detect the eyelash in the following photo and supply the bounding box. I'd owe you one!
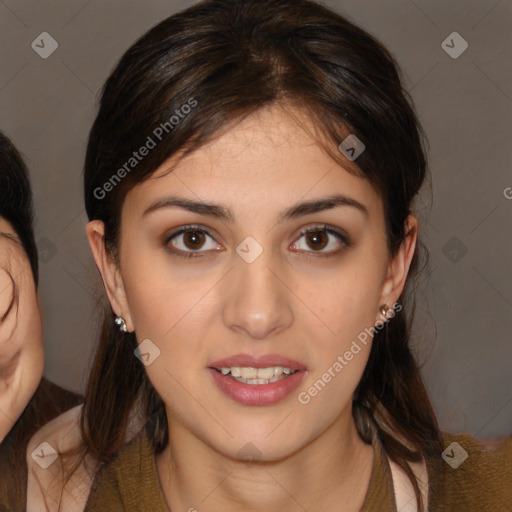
[164,224,351,260]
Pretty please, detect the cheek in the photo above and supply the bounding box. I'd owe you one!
[302,261,383,347]
[122,256,219,389]
[293,256,383,406]
[296,277,377,416]
[0,269,43,356]
[124,258,215,342]
[0,269,13,315]
[22,277,43,335]
[18,279,44,373]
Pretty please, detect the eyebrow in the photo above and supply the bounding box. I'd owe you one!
[0,232,21,245]
[142,194,369,223]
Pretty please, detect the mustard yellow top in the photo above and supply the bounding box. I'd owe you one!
[84,426,512,511]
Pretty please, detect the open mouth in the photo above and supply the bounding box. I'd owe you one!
[212,366,300,385]
[208,359,307,405]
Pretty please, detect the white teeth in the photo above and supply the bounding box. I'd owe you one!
[218,366,297,383]
[245,378,269,385]
[255,367,274,379]
[273,367,284,377]
[240,367,258,379]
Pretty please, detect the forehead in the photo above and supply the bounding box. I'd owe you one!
[126,105,383,220]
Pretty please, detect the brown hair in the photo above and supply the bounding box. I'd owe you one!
[81,1,442,509]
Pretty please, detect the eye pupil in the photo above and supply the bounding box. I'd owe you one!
[307,230,328,250]
[184,231,205,249]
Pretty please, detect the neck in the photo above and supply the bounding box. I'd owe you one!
[156,410,374,512]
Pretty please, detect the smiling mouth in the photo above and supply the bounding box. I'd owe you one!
[213,366,299,385]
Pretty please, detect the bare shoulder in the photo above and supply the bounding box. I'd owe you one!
[26,405,99,512]
[389,456,428,512]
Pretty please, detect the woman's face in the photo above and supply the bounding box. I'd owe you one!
[90,104,416,461]
[0,217,44,442]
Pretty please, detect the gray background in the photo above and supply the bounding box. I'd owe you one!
[0,0,511,439]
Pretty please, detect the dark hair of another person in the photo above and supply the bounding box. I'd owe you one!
[80,1,441,510]
[0,132,39,286]
[0,132,82,511]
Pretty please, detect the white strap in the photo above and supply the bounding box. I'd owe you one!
[388,456,429,512]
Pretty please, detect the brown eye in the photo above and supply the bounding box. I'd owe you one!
[165,225,223,259]
[291,224,350,257]
[183,230,206,250]
[305,230,329,251]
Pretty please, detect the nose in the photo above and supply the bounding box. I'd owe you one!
[222,245,293,340]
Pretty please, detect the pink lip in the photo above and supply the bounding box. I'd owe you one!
[207,353,307,406]
[208,353,306,370]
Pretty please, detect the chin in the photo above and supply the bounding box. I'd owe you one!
[204,423,312,463]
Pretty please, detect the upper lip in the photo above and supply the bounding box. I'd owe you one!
[209,354,306,370]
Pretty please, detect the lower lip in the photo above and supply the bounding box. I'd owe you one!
[208,368,307,406]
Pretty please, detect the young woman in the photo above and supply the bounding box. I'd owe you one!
[30,0,512,510]
[0,132,82,511]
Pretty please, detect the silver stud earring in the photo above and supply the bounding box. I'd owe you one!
[379,304,391,318]
[115,316,128,333]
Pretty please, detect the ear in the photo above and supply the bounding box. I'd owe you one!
[375,214,418,326]
[85,220,134,332]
